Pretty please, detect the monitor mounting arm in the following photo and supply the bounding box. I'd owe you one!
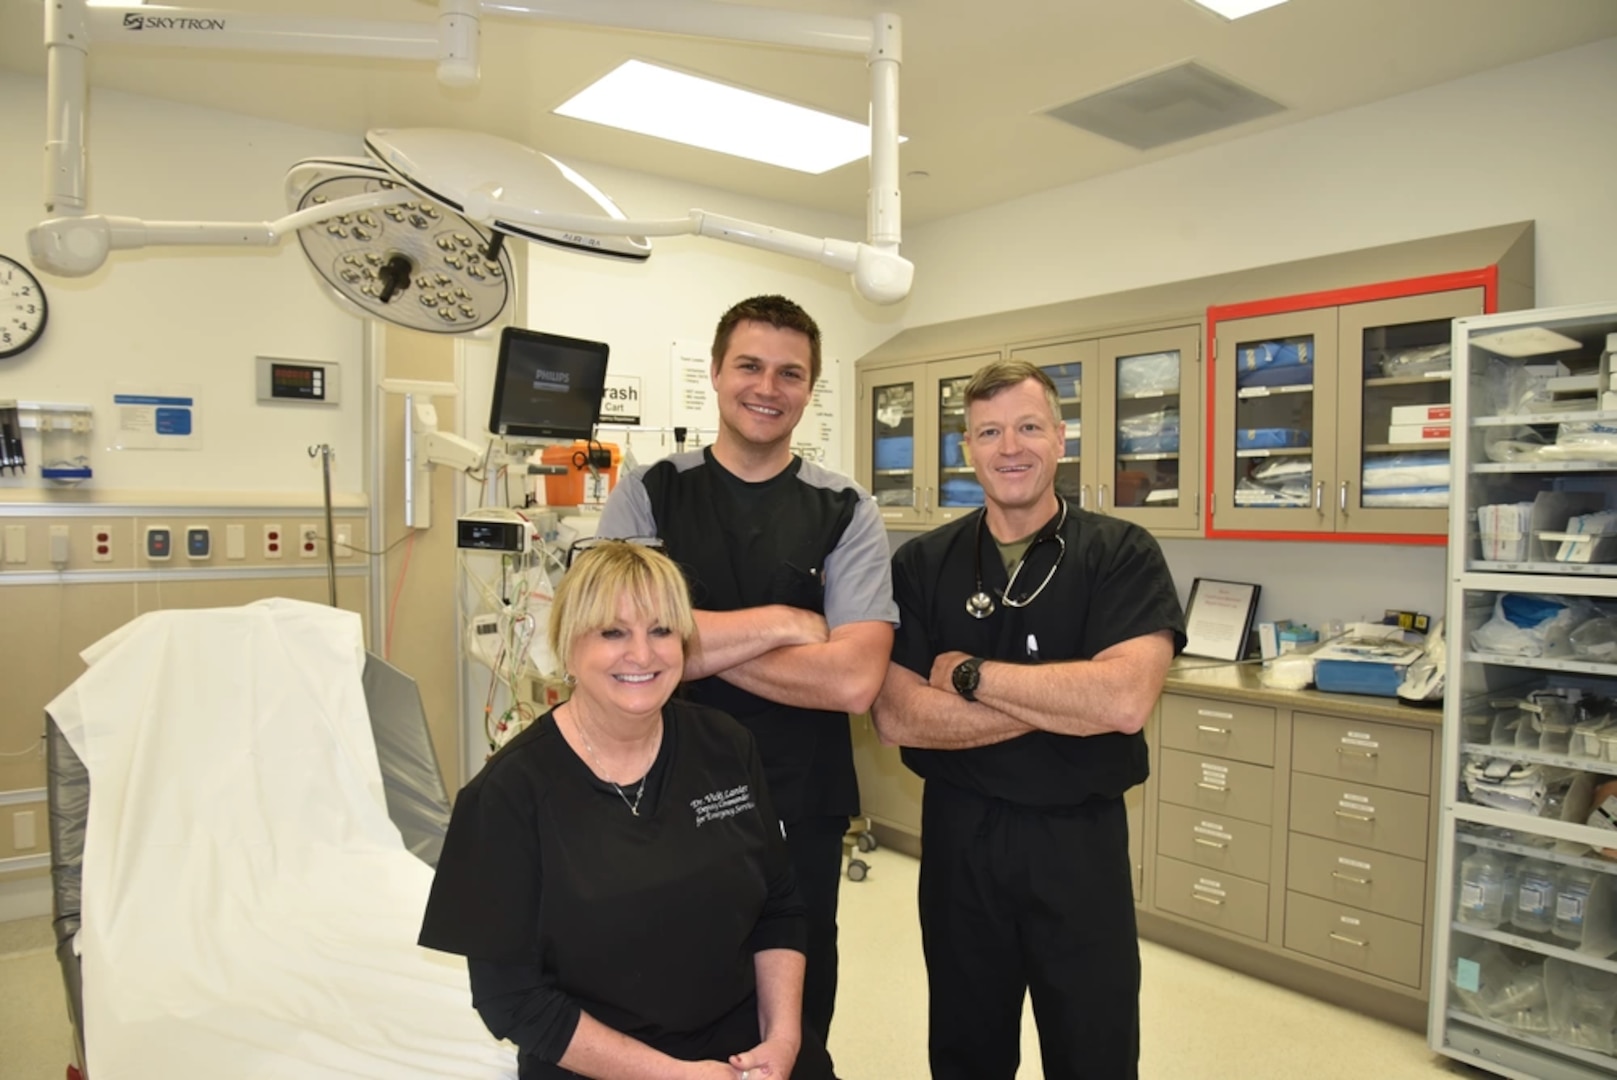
[31,0,911,306]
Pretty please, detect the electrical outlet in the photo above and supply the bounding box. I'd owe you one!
[4,524,26,564]
[13,809,37,851]
[92,524,114,562]
[264,523,283,559]
[299,523,320,558]
[333,525,353,558]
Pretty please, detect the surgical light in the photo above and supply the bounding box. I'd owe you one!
[1185,0,1290,19]
[28,0,914,326]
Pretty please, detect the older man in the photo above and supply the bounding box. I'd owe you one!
[873,358,1184,1080]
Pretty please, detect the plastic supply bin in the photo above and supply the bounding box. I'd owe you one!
[540,440,620,506]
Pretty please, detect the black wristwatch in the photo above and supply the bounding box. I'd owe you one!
[951,657,985,702]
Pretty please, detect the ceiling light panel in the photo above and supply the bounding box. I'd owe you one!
[1186,0,1290,19]
[555,60,881,175]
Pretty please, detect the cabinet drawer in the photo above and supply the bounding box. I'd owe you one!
[1289,773,1429,861]
[1292,713,1432,795]
[1286,832,1427,925]
[1159,747,1274,825]
[1284,890,1423,988]
[1157,802,1273,883]
[1160,694,1276,766]
[1155,856,1269,942]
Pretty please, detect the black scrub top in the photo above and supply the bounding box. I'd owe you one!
[418,699,804,1064]
[890,500,1186,806]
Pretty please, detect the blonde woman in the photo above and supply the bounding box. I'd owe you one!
[421,541,830,1080]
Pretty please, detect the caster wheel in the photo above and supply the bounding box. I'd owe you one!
[847,858,869,882]
[855,832,878,853]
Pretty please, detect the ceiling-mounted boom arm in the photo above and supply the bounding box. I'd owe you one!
[30,0,911,306]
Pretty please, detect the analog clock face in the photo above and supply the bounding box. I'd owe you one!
[0,254,49,359]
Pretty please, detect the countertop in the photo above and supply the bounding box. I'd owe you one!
[1164,658,1445,727]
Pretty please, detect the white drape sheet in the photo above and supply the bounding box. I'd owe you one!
[46,598,517,1079]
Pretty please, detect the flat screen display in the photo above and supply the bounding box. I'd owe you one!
[488,327,611,442]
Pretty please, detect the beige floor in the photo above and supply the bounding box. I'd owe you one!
[0,850,1477,1080]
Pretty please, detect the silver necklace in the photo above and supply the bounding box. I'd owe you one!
[570,710,658,817]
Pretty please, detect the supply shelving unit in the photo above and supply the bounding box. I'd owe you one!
[1433,302,1617,1079]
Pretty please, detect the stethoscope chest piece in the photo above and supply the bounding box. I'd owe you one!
[965,590,995,620]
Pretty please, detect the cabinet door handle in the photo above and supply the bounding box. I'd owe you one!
[1197,781,1229,793]
[1197,723,1231,735]
[1098,483,1108,511]
[922,487,932,513]
[1197,708,1234,720]
[1079,484,1089,509]
[911,486,919,510]
[1335,747,1379,760]
[1334,809,1374,822]
[1329,931,1368,948]
[1314,481,1324,512]
[1192,893,1225,907]
[1339,479,1349,512]
[1331,870,1371,885]
[1194,837,1228,850]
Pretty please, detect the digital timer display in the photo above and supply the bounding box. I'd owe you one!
[255,357,340,406]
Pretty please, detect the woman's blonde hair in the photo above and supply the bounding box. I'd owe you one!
[548,541,697,671]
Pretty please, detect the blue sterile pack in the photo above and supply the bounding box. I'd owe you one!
[1045,363,1081,399]
[1237,428,1312,450]
[941,432,966,467]
[1118,408,1181,454]
[874,436,913,470]
[1314,659,1406,697]
[1236,340,1314,387]
[1064,436,1081,459]
[940,478,985,507]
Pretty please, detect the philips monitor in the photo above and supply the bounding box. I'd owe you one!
[489,327,611,443]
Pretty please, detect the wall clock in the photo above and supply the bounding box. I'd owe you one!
[0,254,49,358]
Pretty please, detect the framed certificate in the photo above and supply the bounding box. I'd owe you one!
[1183,578,1261,662]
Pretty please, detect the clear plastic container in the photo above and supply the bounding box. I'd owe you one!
[1457,849,1511,928]
[1511,858,1559,934]
[1552,866,1597,944]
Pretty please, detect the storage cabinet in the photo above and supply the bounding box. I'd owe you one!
[858,352,999,529]
[1210,286,1486,539]
[1009,324,1203,535]
[1431,302,1617,1080]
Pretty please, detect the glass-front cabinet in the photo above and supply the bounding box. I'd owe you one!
[859,352,998,529]
[1433,303,1617,1080]
[1211,289,1485,538]
[1010,323,1203,536]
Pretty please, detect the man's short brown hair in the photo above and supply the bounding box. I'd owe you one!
[711,294,823,384]
[962,359,1062,426]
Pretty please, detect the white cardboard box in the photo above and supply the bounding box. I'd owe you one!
[1387,423,1452,443]
[1389,403,1452,425]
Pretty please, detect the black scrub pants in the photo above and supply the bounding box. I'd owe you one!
[918,780,1139,1080]
[786,813,849,1052]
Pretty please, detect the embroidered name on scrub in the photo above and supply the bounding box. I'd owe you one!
[691,784,755,826]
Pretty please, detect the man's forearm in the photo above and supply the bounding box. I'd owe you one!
[872,663,1035,750]
[684,606,825,681]
[716,622,892,714]
[963,632,1175,737]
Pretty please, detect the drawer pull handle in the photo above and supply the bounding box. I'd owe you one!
[1194,837,1228,850]
[1197,724,1231,735]
[1335,747,1379,760]
[1192,893,1225,907]
[1197,782,1229,793]
[1196,709,1234,720]
[1329,932,1368,948]
[1334,809,1374,823]
[1331,871,1371,885]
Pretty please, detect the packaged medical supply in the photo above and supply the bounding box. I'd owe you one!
[1470,593,1589,658]
[1115,351,1180,397]
[1476,502,1533,561]
[1386,422,1452,444]
[1362,451,1450,489]
[1378,343,1451,378]
[874,435,914,470]
[939,478,984,507]
[1389,403,1452,425]
[1236,427,1311,450]
[1116,408,1180,454]
[1235,340,1313,388]
[1362,487,1449,508]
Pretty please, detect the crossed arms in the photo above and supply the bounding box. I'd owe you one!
[870,629,1176,749]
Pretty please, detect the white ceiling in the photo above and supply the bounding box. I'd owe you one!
[2,0,1615,226]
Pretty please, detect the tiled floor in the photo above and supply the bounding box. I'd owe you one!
[1,850,1479,1079]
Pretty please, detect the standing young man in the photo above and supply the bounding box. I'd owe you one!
[872,358,1184,1080]
[597,295,897,1057]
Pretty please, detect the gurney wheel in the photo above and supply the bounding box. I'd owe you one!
[847,858,869,882]
[855,831,878,853]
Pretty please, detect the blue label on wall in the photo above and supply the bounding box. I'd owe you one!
[154,407,192,435]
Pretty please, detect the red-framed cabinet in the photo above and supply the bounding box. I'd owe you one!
[1207,270,1510,543]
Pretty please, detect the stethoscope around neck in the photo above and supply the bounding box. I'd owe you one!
[966,499,1069,619]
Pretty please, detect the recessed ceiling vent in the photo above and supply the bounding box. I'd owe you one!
[1045,61,1285,150]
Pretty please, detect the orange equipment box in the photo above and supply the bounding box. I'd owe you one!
[539,440,621,506]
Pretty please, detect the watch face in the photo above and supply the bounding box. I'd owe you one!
[0,255,49,359]
[952,657,982,698]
